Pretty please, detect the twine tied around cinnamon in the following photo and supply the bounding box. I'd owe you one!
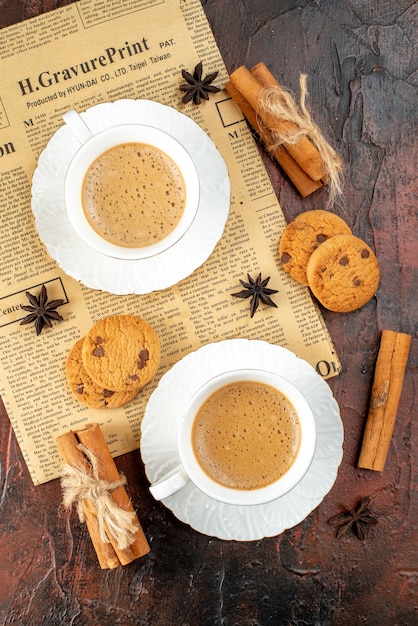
[60,443,138,550]
[258,74,343,203]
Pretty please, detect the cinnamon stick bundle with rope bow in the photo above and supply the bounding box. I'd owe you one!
[226,63,343,200]
[57,423,149,569]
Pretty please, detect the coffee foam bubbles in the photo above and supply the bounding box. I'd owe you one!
[191,381,301,490]
[82,142,186,248]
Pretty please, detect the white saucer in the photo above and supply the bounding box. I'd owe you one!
[31,99,230,295]
[140,339,344,541]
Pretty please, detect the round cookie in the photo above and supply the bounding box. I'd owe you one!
[66,338,139,409]
[82,315,161,392]
[279,210,352,285]
[306,234,380,312]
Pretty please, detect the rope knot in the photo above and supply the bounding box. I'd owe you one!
[258,74,343,203]
[60,443,138,550]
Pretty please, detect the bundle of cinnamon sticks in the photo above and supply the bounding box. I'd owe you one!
[226,63,341,197]
[57,423,150,569]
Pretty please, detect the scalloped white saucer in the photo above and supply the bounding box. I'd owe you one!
[31,99,230,295]
[140,339,344,541]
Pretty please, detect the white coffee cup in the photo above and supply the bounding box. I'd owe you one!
[149,369,316,506]
[63,109,200,260]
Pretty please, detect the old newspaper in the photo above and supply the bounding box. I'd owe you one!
[0,0,340,485]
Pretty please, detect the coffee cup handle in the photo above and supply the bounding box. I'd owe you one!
[149,464,190,500]
[63,109,93,144]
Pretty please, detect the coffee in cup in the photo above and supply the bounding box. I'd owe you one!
[191,379,301,490]
[63,111,199,260]
[149,369,316,506]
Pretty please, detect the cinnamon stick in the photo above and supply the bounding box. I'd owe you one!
[358,330,412,472]
[57,423,150,568]
[229,65,327,182]
[225,79,322,197]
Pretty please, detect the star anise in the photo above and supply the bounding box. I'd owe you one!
[180,61,221,104]
[232,272,278,318]
[20,284,65,335]
[328,495,378,540]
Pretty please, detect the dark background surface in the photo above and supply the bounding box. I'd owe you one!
[1,1,417,624]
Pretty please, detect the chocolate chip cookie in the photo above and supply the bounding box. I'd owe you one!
[66,338,139,409]
[82,315,161,392]
[306,234,380,312]
[279,210,352,285]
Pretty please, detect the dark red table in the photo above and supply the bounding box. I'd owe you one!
[1,2,417,624]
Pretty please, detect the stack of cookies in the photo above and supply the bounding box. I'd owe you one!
[279,210,380,312]
[66,314,161,409]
